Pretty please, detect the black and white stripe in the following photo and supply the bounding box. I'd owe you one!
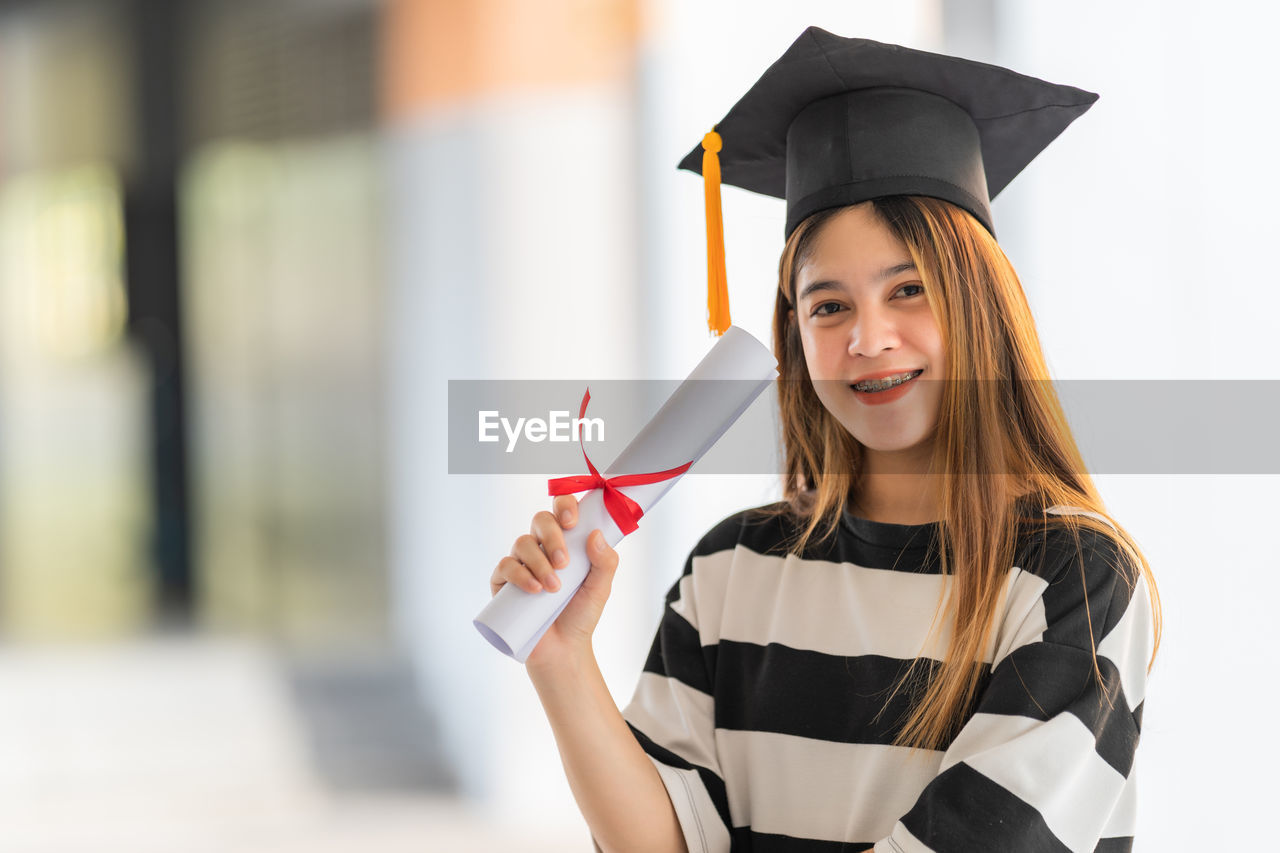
[621,503,1153,853]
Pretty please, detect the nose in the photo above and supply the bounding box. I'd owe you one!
[847,304,900,357]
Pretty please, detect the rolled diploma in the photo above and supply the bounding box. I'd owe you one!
[473,325,778,662]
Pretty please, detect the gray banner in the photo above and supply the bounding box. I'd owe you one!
[448,379,1280,475]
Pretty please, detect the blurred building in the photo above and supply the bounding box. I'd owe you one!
[0,0,452,808]
[0,0,388,642]
[0,0,147,639]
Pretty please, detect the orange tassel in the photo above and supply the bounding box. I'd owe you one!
[702,129,730,336]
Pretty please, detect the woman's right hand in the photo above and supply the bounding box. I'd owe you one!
[489,493,621,669]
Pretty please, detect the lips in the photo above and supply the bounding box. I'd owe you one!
[850,368,924,392]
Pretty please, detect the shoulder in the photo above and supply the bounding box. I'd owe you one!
[688,501,800,561]
[1012,504,1148,646]
[1015,505,1138,586]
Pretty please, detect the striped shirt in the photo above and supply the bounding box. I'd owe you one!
[620,502,1153,853]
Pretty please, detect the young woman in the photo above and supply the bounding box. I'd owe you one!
[489,30,1161,853]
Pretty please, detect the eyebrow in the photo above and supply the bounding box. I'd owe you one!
[797,261,917,302]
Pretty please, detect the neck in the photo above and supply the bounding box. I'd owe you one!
[851,447,943,525]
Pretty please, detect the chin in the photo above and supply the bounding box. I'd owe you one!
[842,419,939,456]
[857,437,934,455]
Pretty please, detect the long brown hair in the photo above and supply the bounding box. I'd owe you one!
[770,196,1162,751]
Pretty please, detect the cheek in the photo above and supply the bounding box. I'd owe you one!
[796,325,818,371]
[801,341,835,385]
[910,317,946,371]
[797,323,838,373]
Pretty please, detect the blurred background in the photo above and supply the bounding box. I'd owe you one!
[0,0,1275,850]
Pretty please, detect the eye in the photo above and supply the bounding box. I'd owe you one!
[810,301,844,317]
[895,283,925,298]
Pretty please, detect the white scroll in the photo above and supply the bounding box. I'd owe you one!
[474,325,778,662]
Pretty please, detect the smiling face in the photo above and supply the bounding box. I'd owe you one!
[792,203,947,467]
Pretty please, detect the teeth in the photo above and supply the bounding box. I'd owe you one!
[852,370,921,392]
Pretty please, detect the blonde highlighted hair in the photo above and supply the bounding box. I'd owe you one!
[770,196,1161,751]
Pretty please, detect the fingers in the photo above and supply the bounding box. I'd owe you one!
[586,529,618,575]
[551,493,578,530]
[511,532,562,593]
[488,495,595,602]
[491,555,541,596]
[569,529,621,627]
[580,529,620,602]
[530,510,569,578]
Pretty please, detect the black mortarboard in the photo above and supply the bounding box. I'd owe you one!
[683,27,1098,335]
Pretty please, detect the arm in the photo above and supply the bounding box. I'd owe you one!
[874,529,1155,852]
[493,496,687,853]
[529,647,687,853]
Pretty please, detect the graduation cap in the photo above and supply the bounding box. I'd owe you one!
[681,27,1098,335]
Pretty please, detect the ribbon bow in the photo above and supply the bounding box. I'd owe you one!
[547,388,693,535]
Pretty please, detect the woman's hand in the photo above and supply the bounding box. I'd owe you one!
[489,493,621,669]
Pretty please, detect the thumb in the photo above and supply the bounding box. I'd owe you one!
[578,530,619,596]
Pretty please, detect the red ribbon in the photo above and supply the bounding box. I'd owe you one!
[547,388,693,535]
